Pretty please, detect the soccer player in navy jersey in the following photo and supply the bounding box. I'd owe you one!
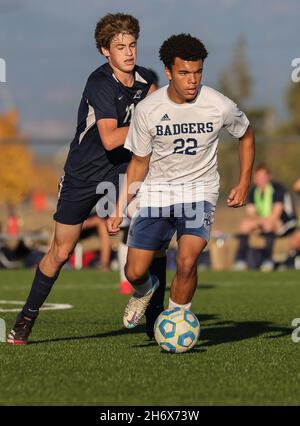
[7,13,166,344]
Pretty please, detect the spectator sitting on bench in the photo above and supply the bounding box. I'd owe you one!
[285,178,300,269]
[234,164,298,271]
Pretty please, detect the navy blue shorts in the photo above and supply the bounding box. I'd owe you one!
[127,201,215,251]
[53,172,124,225]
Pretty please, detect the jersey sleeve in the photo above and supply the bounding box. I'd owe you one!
[222,97,250,138]
[85,75,118,122]
[135,66,154,86]
[124,104,152,156]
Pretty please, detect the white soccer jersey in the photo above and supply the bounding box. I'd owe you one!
[124,85,250,207]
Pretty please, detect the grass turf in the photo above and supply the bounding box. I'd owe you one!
[0,269,299,405]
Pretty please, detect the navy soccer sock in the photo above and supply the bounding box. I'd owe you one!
[264,232,275,260]
[147,256,167,313]
[22,266,59,319]
[236,234,249,261]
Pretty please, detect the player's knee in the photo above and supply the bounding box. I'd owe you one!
[176,256,197,276]
[124,263,144,284]
[51,243,73,265]
[124,264,138,283]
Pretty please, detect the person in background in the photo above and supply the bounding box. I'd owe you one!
[286,178,300,269]
[234,164,298,271]
[81,212,111,271]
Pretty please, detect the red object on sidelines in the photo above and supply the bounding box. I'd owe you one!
[7,338,27,345]
[119,280,134,295]
[31,191,47,211]
[7,215,19,236]
[69,251,98,268]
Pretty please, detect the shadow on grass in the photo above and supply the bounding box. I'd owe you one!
[29,313,292,349]
[165,283,217,293]
[132,317,292,351]
[197,317,292,348]
[29,325,146,345]
[29,313,219,345]
[132,341,207,354]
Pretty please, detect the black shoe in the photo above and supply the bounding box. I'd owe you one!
[145,306,164,339]
[7,312,36,345]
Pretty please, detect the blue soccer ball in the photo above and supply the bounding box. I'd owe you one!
[154,307,200,353]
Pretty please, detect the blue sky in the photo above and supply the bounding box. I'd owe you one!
[0,0,299,138]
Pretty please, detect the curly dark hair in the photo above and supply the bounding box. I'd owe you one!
[95,13,140,54]
[159,33,208,69]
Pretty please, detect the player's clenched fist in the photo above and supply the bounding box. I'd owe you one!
[107,216,123,235]
[227,183,249,208]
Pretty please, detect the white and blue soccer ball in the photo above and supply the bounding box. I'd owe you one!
[154,307,200,353]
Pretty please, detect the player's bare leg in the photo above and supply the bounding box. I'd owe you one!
[123,247,160,328]
[40,222,83,276]
[125,247,157,285]
[170,235,207,307]
[7,222,83,344]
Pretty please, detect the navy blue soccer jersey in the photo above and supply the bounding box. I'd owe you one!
[64,63,153,183]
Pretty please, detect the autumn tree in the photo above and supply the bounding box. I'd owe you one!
[0,110,34,207]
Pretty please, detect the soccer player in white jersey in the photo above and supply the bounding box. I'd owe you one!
[107,33,255,329]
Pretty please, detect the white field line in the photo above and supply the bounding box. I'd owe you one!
[0,300,73,313]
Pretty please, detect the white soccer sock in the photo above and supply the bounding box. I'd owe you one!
[133,276,153,296]
[168,298,191,310]
[118,242,128,282]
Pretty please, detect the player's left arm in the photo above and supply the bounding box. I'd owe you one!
[107,103,152,235]
[227,125,255,208]
[107,154,151,235]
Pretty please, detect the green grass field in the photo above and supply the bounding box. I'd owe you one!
[0,269,300,406]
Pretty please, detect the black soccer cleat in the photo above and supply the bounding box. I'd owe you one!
[7,312,36,345]
[145,305,164,339]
